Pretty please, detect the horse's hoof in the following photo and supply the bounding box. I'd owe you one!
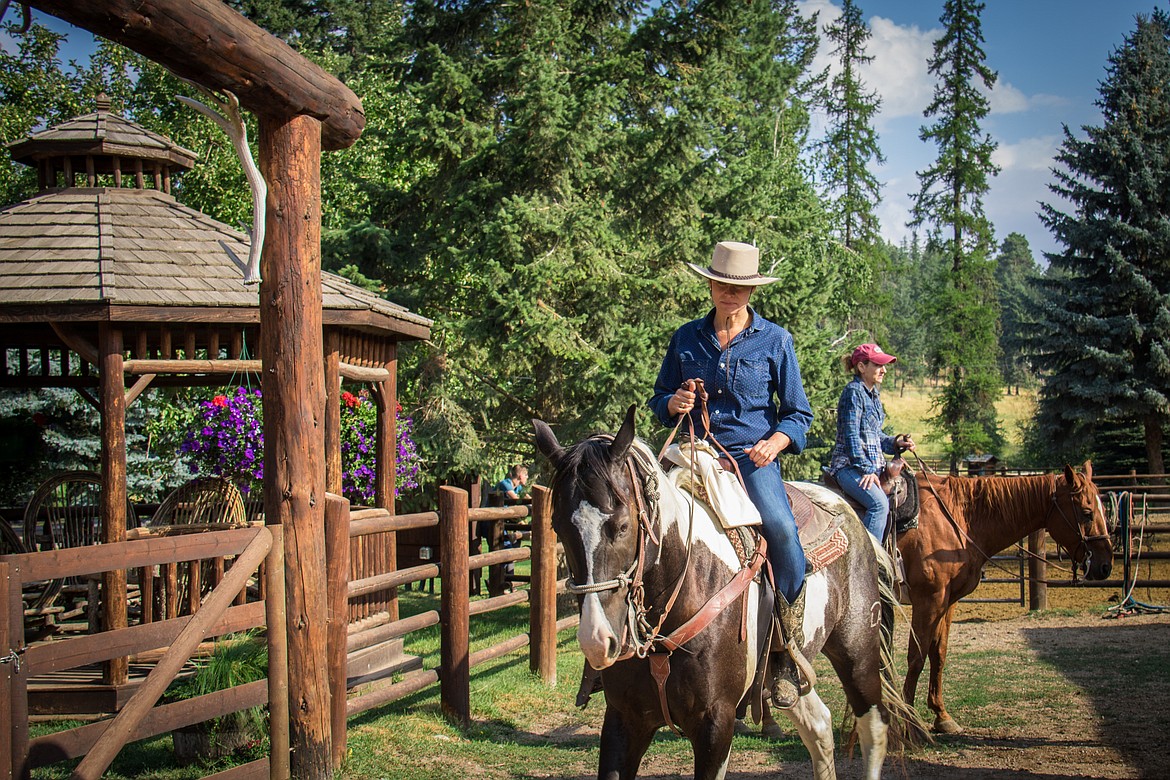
[761,721,785,740]
[933,716,963,735]
[733,719,753,736]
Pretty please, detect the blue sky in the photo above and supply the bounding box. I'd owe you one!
[11,2,1168,262]
[798,0,1169,261]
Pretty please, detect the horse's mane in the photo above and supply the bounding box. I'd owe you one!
[554,435,664,501]
[942,473,1057,527]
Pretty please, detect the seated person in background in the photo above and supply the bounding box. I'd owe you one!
[496,465,528,502]
[502,530,523,592]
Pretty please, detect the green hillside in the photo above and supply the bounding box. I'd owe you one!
[880,385,1035,462]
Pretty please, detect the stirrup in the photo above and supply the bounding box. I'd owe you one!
[769,639,816,709]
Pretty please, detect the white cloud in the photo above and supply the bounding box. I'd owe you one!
[988,81,1030,113]
[992,134,1062,173]
[796,1,938,127]
[864,16,938,125]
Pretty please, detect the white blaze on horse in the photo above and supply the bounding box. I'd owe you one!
[535,407,928,780]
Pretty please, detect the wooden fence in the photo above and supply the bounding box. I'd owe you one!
[1,485,571,779]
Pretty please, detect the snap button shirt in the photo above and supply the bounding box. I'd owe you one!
[648,307,813,455]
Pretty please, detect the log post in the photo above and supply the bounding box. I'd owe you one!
[5,564,27,780]
[324,494,351,770]
[1,561,14,780]
[439,486,470,728]
[373,346,398,621]
[529,485,557,684]
[1028,529,1047,611]
[324,330,342,496]
[98,323,129,686]
[259,112,332,778]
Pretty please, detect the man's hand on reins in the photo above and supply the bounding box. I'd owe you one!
[896,433,917,452]
[668,379,700,417]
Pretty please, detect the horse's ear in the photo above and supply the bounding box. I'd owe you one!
[1082,460,1093,481]
[532,419,563,465]
[609,404,637,462]
[1062,463,1076,486]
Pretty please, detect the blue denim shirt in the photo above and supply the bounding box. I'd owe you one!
[827,376,897,476]
[648,308,813,455]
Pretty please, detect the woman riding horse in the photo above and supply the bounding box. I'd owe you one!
[648,240,814,709]
[534,408,928,780]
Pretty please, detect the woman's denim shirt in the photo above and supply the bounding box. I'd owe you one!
[648,308,813,457]
[827,375,897,476]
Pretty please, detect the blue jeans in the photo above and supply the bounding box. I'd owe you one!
[835,466,889,541]
[737,455,806,603]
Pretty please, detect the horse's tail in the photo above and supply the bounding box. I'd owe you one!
[872,539,933,751]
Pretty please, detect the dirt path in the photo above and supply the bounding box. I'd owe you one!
[543,610,1170,780]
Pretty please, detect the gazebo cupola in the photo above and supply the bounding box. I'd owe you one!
[7,93,198,194]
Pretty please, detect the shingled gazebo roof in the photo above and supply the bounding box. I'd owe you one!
[0,96,430,340]
[0,186,430,336]
[7,96,199,172]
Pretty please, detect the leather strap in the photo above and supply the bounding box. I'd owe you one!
[658,541,767,652]
[649,653,680,735]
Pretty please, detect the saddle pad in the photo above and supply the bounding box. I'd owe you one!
[786,481,851,573]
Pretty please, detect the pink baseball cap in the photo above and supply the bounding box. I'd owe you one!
[851,343,897,367]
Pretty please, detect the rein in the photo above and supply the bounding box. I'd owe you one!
[909,452,1103,583]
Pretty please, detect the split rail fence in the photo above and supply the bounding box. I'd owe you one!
[1,484,573,779]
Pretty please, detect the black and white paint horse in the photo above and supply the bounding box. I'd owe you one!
[534,407,926,780]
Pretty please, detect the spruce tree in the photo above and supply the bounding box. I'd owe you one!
[1032,11,1170,474]
[360,0,841,480]
[910,0,1003,469]
[819,0,887,336]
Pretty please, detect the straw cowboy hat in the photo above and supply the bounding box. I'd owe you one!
[686,241,778,286]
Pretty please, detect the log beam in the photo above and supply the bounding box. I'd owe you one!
[23,0,363,150]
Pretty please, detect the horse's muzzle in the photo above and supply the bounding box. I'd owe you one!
[578,594,624,669]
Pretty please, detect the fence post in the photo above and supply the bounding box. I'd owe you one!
[1028,529,1047,611]
[1,561,12,780]
[5,560,27,780]
[265,524,290,780]
[529,486,557,684]
[323,494,350,771]
[439,486,470,728]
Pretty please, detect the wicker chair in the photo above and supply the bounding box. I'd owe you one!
[0,518,25,556]
[145,476,248,619]
[149,476,248,529]
[21,470,139,616]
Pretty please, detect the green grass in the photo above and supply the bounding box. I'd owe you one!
[881,384,1036,461]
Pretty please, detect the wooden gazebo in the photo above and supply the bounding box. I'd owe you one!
[0,94,429,712]
[4,2,389,773]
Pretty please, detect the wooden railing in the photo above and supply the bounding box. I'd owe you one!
[2,485,572,777]
[1,525,287,780]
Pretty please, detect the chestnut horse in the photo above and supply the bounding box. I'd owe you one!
[898,461,1113,734]
[535,407,927,780]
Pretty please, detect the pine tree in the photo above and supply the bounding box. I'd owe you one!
[355,0,841,481]
[994,232,1039,394]
[1032,11,1170,474]
[820,0,884,254]
[910,0,1003,469]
